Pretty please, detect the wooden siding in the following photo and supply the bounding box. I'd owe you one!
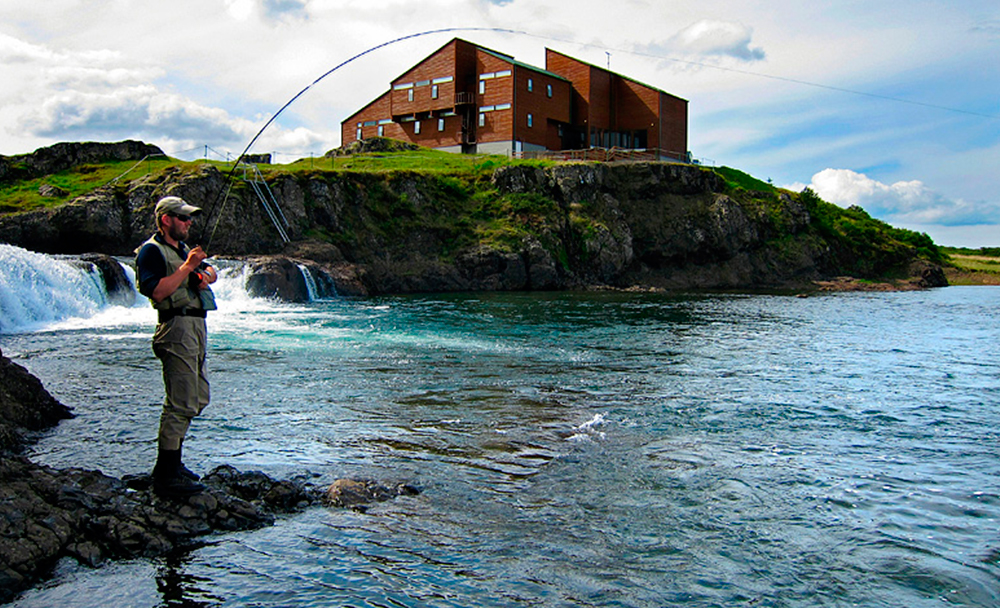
[342,38,687,156]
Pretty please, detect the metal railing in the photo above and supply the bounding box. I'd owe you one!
[514,147,703,164]
[240,162,290,243]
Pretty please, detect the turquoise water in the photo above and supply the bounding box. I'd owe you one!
[3,269,1000,606]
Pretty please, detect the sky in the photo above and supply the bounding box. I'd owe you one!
[1,0,998,247]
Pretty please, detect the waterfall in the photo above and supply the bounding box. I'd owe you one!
[0,244,130,334]
[0,245,336,335]
[296,263,319,302]
[295,263,337,301]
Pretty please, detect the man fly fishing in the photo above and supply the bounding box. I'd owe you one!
[135,196,218,497]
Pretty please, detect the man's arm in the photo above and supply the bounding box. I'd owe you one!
[150,246,208,303]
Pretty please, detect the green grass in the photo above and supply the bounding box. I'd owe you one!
[942,247,1000,272]
[714,166,778,193]
[281,148,552,176]
[798,187,944,275]
[0,158,184,212]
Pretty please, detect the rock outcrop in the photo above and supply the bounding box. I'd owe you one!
[0,140,163,183]
[0,350,72,453]
[0,348,418,603]
[0,141,947,294]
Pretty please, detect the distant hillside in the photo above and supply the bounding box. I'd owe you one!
[0,139,948,294]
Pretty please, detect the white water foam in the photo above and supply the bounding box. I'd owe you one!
[0,245,320,335]
[0,244,113,334]
[566,412,608,442]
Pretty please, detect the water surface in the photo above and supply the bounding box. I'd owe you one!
[3,277,999,607]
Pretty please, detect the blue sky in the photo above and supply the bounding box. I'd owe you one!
[1,0,998,247]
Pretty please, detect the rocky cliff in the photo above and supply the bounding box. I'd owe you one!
[0,141,946,295]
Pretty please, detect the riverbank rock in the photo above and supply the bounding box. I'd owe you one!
[0,346,427,602]
[0,348,328,603]
[324,478,420,512]
[0,348,73,453]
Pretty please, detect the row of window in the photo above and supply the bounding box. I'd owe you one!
[526,78,554,97]
[393,75,454,90]
[396,70,555,101]
[395,75,454,102]
[354,108,540,139]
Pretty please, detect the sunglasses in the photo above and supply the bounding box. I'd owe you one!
[169,213,193,222]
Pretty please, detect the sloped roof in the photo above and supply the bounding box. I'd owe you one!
[479,47,570,82]
[546,47,688,102]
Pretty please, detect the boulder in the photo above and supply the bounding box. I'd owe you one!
[0,348,73,453]
[324,478,420,511]
[38,184,68,198]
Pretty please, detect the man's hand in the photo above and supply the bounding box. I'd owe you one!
[183,246,208,272]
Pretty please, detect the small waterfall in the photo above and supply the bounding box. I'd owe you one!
[295,263,337,301]
[296,263,319,302]
[0,244,126,334]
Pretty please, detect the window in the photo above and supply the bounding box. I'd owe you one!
[527,78,533,92]
[414,121,421,135]
[547,84,553,98]
[432,85,439,99]
[408,89,414,102]
[356,128,362,140]
[378,125,384,137]
[438,118,445,131]
[479,80,485,95]
[479,113,485,127]
[527,113,533,128]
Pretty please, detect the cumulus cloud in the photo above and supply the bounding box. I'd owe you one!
[0,30,328,157]
[666,20,766,61]
[794,168,1000,226]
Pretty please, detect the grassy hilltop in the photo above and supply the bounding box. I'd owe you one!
[1,139,988,291]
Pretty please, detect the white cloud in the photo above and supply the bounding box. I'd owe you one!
[0,0,997,250]
[668,20,766,61]
[792,168,1000,226]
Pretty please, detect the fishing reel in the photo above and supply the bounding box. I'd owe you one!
[188,270,207,289]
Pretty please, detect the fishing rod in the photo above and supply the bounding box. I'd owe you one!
[199,26,525,252]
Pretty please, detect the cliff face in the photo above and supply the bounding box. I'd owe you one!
[0,148,939,294]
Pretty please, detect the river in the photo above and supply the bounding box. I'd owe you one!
[2,244,999,607]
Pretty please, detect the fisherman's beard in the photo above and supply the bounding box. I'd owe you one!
[167,223,190,242]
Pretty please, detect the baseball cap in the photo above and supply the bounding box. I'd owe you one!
[154,196,202,218]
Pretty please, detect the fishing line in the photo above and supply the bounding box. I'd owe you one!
[515,30,1000,120]
[200,26,525,250]
[201,25,995,249]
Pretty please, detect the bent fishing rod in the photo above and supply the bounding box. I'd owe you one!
[198,26,525,252]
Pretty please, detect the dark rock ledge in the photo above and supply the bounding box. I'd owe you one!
[0,348,416,603]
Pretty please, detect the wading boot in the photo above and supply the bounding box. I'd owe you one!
[177,442,200,481]
[153,449,205,497]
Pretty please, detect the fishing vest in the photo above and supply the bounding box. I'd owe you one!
[139,234,217,312]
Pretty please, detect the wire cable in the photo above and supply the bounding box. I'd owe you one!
[200,26,526,250]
